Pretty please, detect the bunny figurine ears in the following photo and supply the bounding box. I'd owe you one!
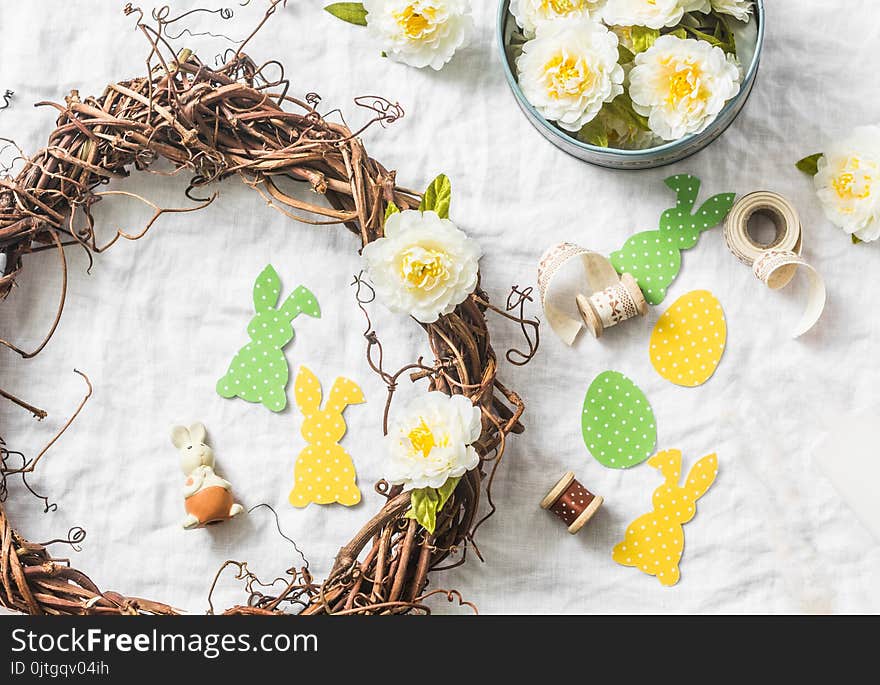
[217,264,320,412]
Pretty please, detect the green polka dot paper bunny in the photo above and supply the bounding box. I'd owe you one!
[216,265,320,412]
[610,175,736,305]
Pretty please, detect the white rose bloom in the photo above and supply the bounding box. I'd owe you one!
[602,0,685,29]
[363,0,473,70]
[814,126,880,242]
[384,392,482,491]
[509,0,603,37]
[362,209,481,323]
[628,35,740,140]
[516,17,624,132]
[710,0,752,22]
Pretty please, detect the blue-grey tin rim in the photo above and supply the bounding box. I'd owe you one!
[495,0,766,169]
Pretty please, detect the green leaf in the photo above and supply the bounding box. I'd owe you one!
[668,27,688,39]
[577,117,609,148]
[404,477,460,534]
[405,487,440,533]
[796,153,823,176]
[713,13,737,56]
[852,234,863,245]
[618,44,635,64]
[384,201,399,225]
[436,476,460,511]
[419,173,452,219]
[684,26,725,48]
[324,2,368,26]
[631,26,660,53]
[607,93,650,132]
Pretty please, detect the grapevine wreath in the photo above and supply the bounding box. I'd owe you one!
[0,4,538,615]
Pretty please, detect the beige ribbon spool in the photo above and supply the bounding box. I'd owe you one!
[537,242,648,344]
[723,191,826,338]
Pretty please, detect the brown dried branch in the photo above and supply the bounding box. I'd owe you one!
[0,388,47,420]
[1,370,92,476]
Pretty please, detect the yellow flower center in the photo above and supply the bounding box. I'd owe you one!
[399,245,449,290]
[832,157,874,201]
[541,0,587,14]
[544,53,595,99]
[407,418,446,457]
[395,5,436,39]
[664,60,707,109]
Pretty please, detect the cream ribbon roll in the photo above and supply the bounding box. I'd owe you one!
[723,191,826,338]
[537,242,648,344]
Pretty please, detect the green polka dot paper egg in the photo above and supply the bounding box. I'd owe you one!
[582,371,656,469]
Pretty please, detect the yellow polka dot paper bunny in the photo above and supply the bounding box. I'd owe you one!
[612,449,718,586]
[288,365,364,507]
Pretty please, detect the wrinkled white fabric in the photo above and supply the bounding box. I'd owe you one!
[0,1,878,615]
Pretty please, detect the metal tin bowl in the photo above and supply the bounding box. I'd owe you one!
[496,0,765,170]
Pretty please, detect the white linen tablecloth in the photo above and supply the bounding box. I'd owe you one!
[1,0,878,614]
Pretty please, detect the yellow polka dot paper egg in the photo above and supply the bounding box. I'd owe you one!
[649,290,726,387]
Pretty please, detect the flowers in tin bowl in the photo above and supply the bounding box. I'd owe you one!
[797,125,880,244]
[361,174,482,323]
[324,0,473,70]
[506,0,754,149]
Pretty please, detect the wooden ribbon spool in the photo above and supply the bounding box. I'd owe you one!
[537,242,649,344]
[541,472,603,534]
[575,272,648,338]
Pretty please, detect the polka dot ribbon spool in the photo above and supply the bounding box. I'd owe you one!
[724,191,826,337]
[540,472,603,534]
[537,242,648,344]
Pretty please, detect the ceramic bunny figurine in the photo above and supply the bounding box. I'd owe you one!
[288,365,364,507]
[216,264,321,412]
[171,422,244,529]
[612,449,718,586]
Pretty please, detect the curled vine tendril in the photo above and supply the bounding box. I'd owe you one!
[39,527,87,552]
[354,96,405,127]
[504,285,540,366]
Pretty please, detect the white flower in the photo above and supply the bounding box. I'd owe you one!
[814,126,880,242]
[602,0,685,29]
[362,209,481,323]
[681,0,711,13]
[628,35,740,140]
[363,0,473,70]
[384,392,481,491]
[710,0,752,22]
[509,0,603,37]
[516,17,624,132]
